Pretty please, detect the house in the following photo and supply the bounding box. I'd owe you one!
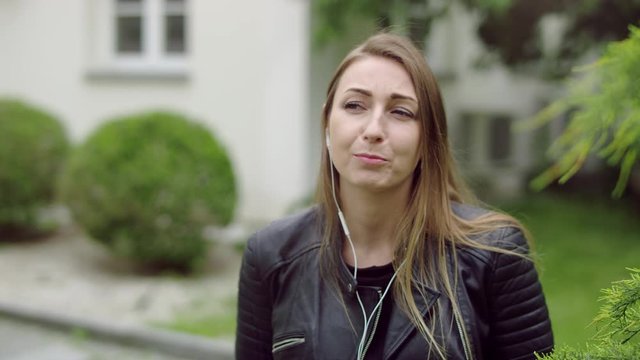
[0,0,555,226]
[0,0,312,226]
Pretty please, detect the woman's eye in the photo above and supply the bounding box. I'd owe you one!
[393,108,415,119]
[344,101,364,111]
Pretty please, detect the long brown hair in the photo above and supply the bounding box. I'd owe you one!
[316,32,529,359]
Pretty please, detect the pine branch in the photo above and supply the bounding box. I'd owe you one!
[518,25,640,197]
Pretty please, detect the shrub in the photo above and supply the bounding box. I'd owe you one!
[0,99,69,234]
[61,112,237,270]
[536,268,640,359]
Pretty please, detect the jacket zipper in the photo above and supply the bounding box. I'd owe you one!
[272,335,305,354]
[454,313,471,360]
[359,289,383,360]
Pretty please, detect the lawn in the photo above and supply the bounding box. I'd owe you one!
[161,192,640,348]
[498,191,640,347]
[155,296,237,340]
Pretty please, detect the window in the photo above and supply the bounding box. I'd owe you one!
[87,0,188,78]
[488,115,512,164]
[115,0,144,53]
[114,0,187,59]
[456,113,476,164]
[456,112,513,168]
[164,0,186,53]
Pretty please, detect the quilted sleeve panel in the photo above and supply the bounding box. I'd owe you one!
[235,233,274,360]
[487,228,554,360]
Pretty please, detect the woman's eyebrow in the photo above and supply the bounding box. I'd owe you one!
[390,93,417,103]
[345,87,372,96]
[345,87,417,103]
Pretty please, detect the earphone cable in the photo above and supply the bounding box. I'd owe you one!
[328,140,404,360]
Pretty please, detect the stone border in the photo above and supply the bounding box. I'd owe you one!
[0,301,234,360]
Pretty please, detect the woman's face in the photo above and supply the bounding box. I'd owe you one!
[327,55,421,194]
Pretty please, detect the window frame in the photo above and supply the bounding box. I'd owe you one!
[455,112,514,169]
[87,0,188,79]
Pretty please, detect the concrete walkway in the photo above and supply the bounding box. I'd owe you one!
[0,315,186,360]
[0,225,245,359]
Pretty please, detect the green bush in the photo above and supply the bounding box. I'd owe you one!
[537,269,640,359]
[61,112,236,270]
[0,99,69,233]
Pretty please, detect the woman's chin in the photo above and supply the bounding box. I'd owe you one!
[344,177,407,194]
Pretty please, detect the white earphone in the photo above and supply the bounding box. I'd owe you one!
[325,129,331,149]
[325,127,403,360]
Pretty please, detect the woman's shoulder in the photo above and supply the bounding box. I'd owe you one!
[451,201,489,221]
[254,206,321,242]
[451,202,530,261]
[244,206,322,272]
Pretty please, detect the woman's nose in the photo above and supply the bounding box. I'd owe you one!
[362,108,384,143]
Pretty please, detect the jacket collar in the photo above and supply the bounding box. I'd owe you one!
[334,235,441,299]
[333,237,442,358]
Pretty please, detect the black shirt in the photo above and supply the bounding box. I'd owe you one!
[347,263,395,360]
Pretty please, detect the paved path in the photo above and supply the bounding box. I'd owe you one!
[0,316,185,360]
[0,224,246,359]
[0,226,242,327]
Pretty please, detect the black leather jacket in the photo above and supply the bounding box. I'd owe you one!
[236,204,553,359]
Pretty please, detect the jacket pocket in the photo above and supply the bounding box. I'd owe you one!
[272,332,306,355]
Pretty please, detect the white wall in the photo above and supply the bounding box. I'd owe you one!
[0,0,311,225]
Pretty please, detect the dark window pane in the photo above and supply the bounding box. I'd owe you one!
[165,15,185,53]
[489,116,511,163]
[456,114,474,163]
[117,16,143,53]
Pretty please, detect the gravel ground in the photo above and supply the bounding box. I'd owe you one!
[0,225,242,330]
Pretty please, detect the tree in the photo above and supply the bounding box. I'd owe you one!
[313,0,443,48]
[468,0,640,78]
[518,26,640,197]
[314,0,640,78]
[313,0,512,48]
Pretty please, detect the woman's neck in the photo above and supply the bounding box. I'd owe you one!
[339,184,410,268]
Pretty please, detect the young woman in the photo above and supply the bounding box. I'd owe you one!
[236,32,553,360]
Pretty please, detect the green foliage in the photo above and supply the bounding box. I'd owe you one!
[313,0,454,47]
[61,112,236,270]
[536,342,640,359]
[314,0,640,77]
[313,0,391,46]
[312,0,519,47]
[535,269,640,359]
[0,99,69,233]
[469,0,640,77]
[519,26,640,197]
[593,268,640,344]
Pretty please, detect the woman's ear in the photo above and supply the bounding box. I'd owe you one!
[325,128,331,149]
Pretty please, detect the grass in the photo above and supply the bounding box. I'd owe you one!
[498,192,640,348]
[153,297,237,339]
[159,192,640,347]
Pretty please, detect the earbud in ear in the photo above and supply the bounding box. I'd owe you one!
[325,129,331,149]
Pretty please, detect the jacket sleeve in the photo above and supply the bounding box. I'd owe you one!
[235,233,274,360]
[486,228,554,360]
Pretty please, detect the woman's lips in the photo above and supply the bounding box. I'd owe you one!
[354,153,387,165]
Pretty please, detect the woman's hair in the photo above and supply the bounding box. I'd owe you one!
[315,32,528,359]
